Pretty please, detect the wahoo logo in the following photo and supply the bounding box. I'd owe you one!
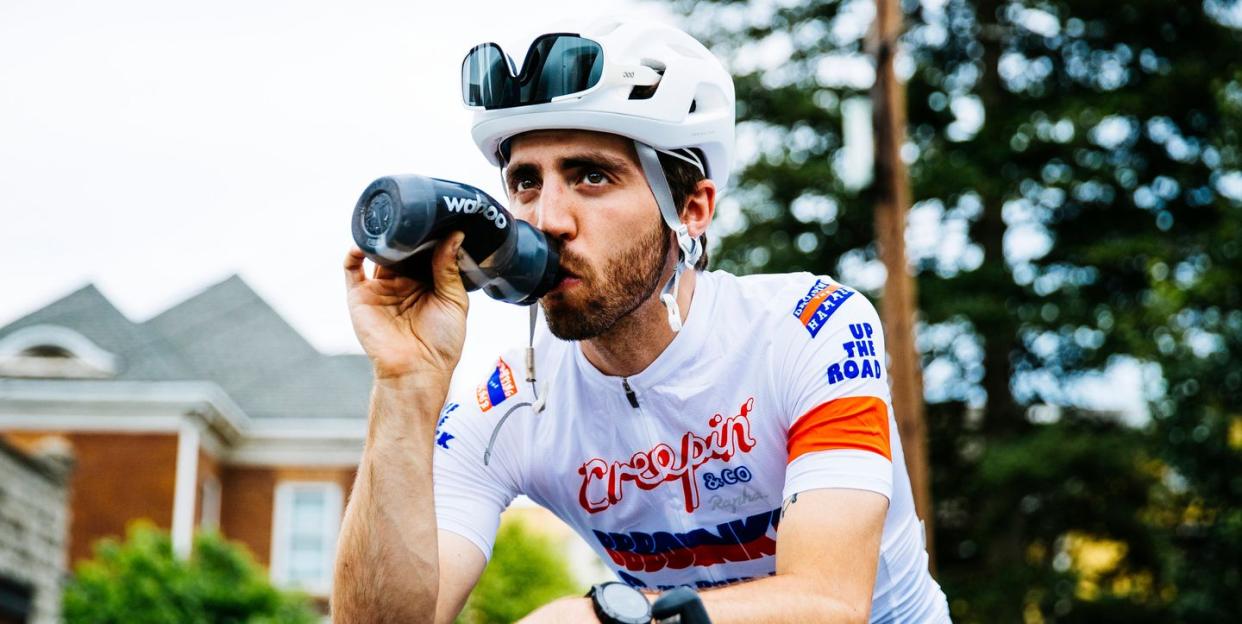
[444,196,508,229]
[443,196,481,213]
[792,279,855,338]
[592,507,782,573]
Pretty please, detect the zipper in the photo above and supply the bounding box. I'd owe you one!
[622,375,714,582]
[621,377,640,409]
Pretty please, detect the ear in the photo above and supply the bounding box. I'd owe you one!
[682,179,716,238]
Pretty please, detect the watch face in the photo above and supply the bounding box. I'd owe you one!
[599,583,650,622]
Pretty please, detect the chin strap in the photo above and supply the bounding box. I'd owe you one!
[634,141,702,333]
[659,269,685,332]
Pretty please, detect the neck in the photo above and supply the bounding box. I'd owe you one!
[579,267,698,378]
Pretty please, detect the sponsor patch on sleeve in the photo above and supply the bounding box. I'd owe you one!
[475,358,518,412]
[791,278,855,338]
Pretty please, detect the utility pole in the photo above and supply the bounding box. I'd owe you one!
[872,0,935,568]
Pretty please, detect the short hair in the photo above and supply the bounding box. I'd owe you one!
[657,150,709,271]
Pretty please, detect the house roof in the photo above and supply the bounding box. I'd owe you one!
[144,276,319,395]
[232,354,372,420]
[0,277,371,420]
[0,284,197,381]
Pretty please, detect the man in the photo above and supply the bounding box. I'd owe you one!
[335,19,950,623]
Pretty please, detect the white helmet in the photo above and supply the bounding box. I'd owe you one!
[467,18,736,191]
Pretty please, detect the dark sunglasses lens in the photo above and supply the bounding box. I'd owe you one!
[521,36,603,105]
[461,44,515,107]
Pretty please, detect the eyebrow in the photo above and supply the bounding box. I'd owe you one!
[505,149,637,191]
[558,151,634,176]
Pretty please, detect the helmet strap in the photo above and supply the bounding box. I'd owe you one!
[659,262,686,332]
[634,140,700,332]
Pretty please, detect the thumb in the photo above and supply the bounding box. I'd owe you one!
[432,231,468,304]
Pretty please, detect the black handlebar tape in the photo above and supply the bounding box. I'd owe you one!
[652,587,712,624]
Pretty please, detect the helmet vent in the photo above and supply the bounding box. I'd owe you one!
[640,58,667,72]
[629,63,665,101]
[629,84,658,100]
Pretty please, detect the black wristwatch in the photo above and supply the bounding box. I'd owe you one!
[586,582,652,624]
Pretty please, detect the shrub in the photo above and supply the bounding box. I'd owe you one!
[456,517,584,624]
[63,521,318,624]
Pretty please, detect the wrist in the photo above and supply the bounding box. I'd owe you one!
[373,369,452,394]
[366,374,451,445]
[588,582,652,624]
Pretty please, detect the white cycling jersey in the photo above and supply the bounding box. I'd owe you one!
[433,270,950,622]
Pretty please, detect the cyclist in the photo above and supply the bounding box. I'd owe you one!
[336,18,950,623]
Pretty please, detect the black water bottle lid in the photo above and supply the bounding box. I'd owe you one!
[352,175,437,262]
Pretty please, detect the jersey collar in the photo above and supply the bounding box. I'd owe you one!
[571,270,717,394]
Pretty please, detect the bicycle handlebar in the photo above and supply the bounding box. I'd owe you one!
[652,587,712,624]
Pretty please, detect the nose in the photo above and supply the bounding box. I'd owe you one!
[535,176,577,242]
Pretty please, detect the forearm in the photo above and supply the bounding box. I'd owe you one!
[695,574,870,624]
[531,575,867,624]
[332,376,448,623]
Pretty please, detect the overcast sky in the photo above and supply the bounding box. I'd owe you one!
[0,0,675,388]
[1,0,1161,421]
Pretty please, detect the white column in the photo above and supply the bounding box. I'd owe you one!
[171,416,201,559]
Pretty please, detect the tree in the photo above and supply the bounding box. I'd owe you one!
[455,518,584,624]
[63,521,318,624]
[670,0,1242,620]
[1135,62,1242,621]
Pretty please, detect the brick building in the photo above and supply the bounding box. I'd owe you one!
[0,276,371,603]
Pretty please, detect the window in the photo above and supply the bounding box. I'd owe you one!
[271,481,342,594]
[199,475,221,531]
[0,325,118,378]
[19,345,73,358]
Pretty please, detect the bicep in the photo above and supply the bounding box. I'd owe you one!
[434,530,488,624]
[775,488,888,616]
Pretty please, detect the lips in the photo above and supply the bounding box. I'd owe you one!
[553,274,581,293]
[552,266,582,293]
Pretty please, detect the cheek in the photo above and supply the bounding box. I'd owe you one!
[595,190,660,238]
[509,200,537,223]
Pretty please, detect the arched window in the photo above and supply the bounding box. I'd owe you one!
[20,345,75,359]
[0,325,119,379]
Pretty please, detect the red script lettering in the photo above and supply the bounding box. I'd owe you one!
[577,397,758,513]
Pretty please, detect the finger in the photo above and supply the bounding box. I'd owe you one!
[431,231,467,302]
[373,263,401,280]
[344,246,367,288]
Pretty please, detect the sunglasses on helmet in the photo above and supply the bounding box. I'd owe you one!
[461,33,661,110]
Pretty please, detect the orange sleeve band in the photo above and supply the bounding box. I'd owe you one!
[797,283,839,325]
[787,396,892,464]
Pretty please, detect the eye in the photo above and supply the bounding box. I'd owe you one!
[514,177,539,192]
[583,170,608,185]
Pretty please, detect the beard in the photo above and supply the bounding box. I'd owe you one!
[540,218,672,341]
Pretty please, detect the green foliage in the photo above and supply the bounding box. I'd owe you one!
[671,0,1242,621]
[63,521,318,624]
[456,518,584,624]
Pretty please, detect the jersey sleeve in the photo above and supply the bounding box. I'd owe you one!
[432,355,527,560]
[775,277,895,501]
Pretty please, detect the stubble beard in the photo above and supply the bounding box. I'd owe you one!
[541,219,672,341]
